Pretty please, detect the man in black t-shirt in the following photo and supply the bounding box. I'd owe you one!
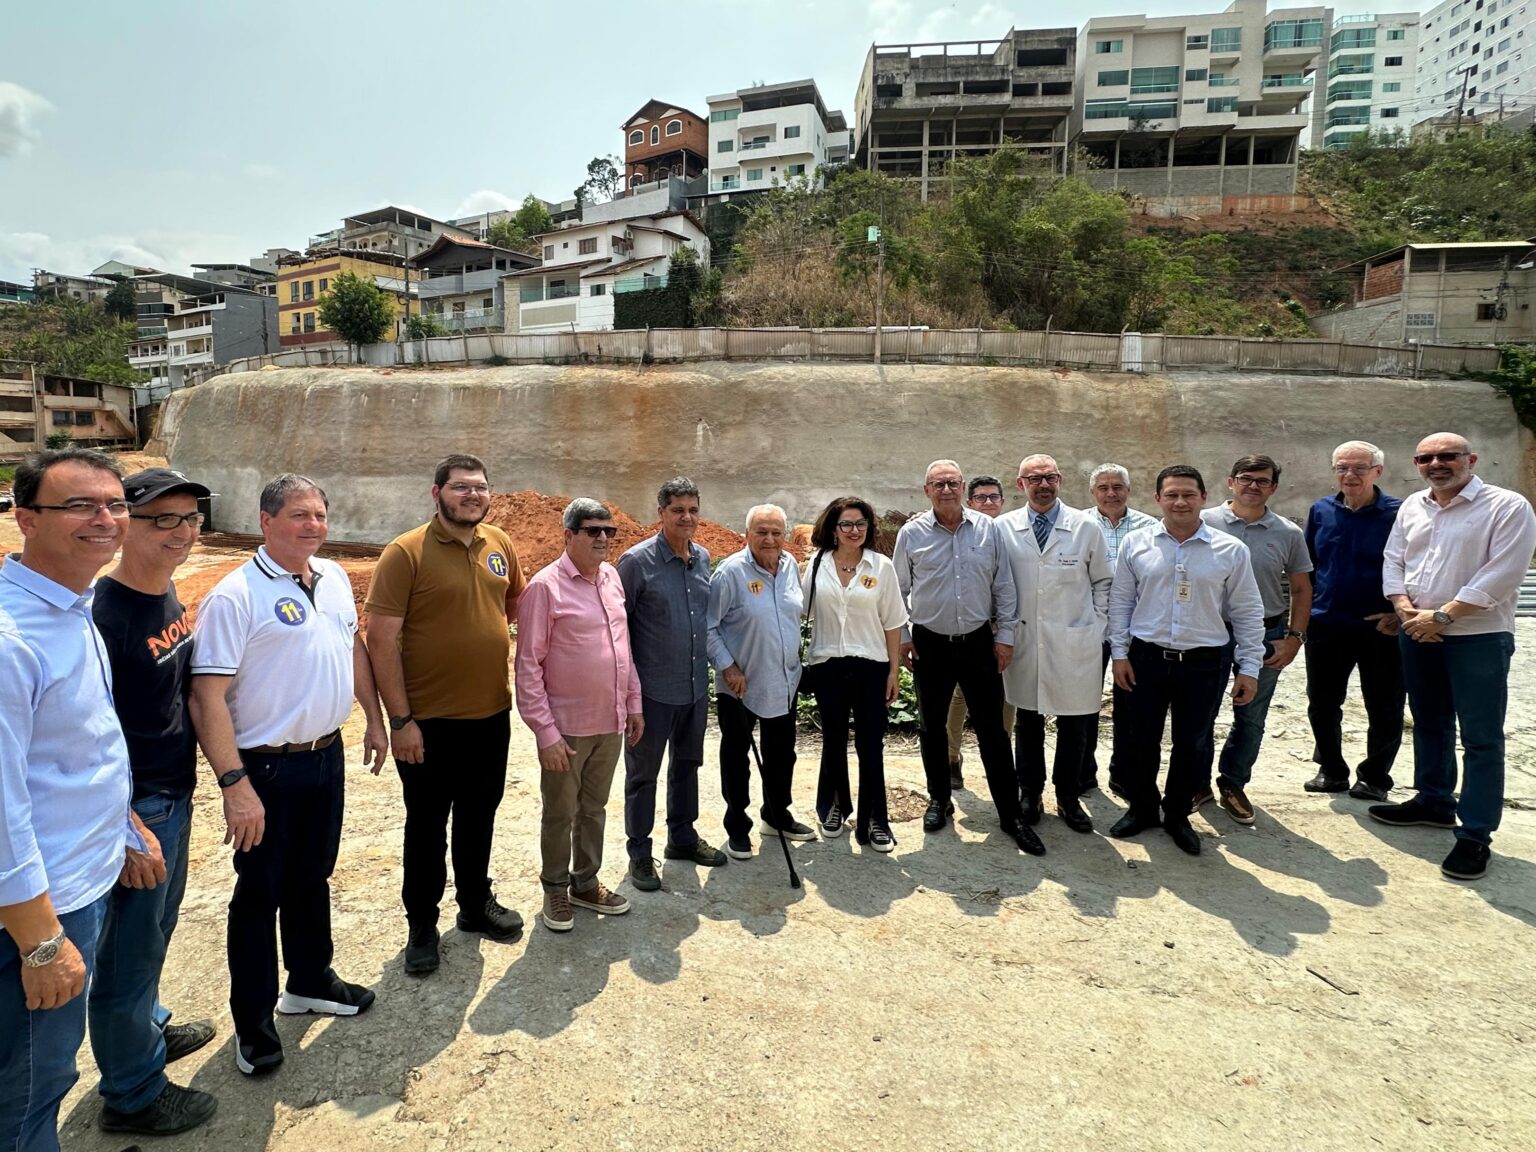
[87,468,219,1137]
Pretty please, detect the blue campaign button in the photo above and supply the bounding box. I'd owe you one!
[273,596,308,626]
[486,551,508,578]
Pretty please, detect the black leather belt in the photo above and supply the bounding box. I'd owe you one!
[914,624,989,643]
[1264,612,1286,629]
[1130,637,1225,662]
[241,730,340,756]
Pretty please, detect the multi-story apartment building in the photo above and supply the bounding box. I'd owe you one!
[275,250,412,347]
[308,207,474,260]
[1072,0,1331,195]
[163,287,280,386]
[507,183,709,334]
[853,27,1078,198]
[31,271,115,302]
[0,360,137,458]
[0,280,35,304]
[1413,0,1536,127]
[412,236,538,333]
[1315,13,1420,149]
[621,99,709,189]
[705,80,850,199]
[191,262,277,293]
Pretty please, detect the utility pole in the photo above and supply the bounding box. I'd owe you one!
[872,200,885,365]
[1452,65,1476,137]
[1491,254,1510,344]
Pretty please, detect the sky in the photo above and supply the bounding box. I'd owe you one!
[0,0,1379,284]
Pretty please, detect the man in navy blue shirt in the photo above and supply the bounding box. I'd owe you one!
[1303,440,1404,800]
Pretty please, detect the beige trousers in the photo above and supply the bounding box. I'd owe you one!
[540,732,622,892]
[945,685,1016,763]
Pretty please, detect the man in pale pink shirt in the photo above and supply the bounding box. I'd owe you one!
[515,499,644,932]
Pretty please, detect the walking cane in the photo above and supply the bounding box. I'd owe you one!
[748,731,801,890]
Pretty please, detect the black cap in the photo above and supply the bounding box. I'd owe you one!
[122,467,212,507]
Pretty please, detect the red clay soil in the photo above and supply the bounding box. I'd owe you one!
[176,558,375,625]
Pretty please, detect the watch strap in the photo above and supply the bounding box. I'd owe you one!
[21,927,66,968]
[217,767,248,789]
[389,714,415,731]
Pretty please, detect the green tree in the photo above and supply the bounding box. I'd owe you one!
[316,271,394,351]
[578,155,622,204]
[404,312,449,339]
[513,195,553,239]
[104,280,137,323]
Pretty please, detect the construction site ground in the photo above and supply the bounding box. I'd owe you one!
[5,478,1535,1151]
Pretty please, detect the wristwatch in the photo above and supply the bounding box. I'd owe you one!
[389,714,415,731]
[217,767,248,789]
[21,927,67,968]
[1432,610,1453,625]
[1283,629,1307,644]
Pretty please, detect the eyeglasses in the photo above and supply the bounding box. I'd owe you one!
[1021,473,1062,486]
[25,500,130,520]
[1333,465,1377,476]
[1413,451,1468,465]
[969,494,1004,504]
[927,479,963,491]
[1233,476,1276,489]
[836,519,870,531]
[130,511,206,530]
[443,483,490,496]
[577,524,619,538]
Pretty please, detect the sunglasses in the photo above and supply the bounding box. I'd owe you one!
[577,525,619,538]
[1413,451,1468,465]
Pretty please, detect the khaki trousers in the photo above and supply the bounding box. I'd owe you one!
[540,732,623,892]
[946,685,1016,764]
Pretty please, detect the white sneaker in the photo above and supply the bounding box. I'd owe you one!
[868,824,896,853]
[820,805,846,838]
[724,836,753,860]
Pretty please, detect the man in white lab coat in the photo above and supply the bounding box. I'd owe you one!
[999,454,1114,835]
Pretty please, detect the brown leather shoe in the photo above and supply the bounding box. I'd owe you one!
[569,882,630,915]
[1218,781,1255,824]
[1189,786,1214,814]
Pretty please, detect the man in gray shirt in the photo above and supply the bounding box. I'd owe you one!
[617,478,727,893]
[1197,453,1313,824]
[893,459,1040,855]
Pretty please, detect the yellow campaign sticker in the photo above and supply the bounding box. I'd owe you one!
[747,580,763,595]
[860,575,878,589]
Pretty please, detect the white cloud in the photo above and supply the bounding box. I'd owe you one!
[241,161,280,180]
[0,81,52,159]
[970,2,1011,29]
[0,228,254,282]
[869,0,913,41]
[451,189,520,218]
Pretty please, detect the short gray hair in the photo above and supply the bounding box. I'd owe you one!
[259,473,328,517]
[1018,453,1057,474]
[745,503,787,530]
[562,497,610,532]
[1331,440,1384,468]
[923,459,961,483]
[1089,463,1131,488]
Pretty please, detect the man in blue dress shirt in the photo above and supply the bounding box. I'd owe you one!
[0,448,164,1152]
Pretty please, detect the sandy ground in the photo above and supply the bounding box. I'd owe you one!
[40,612,1536,1151]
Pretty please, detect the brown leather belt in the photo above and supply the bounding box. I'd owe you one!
[241,730,340,756]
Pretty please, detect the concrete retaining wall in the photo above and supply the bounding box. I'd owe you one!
[161,363,1533,542]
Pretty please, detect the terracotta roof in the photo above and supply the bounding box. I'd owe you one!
[580,256,668,279]
[501,257,607,279]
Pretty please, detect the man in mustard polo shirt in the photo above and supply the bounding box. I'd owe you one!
[366,454,527,975]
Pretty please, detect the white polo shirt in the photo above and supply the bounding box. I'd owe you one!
[192,546,357,747]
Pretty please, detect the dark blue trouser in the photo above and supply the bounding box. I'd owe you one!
[1399,631,1514,846]
[624,694,706,861]
[0,893,109,1152]
[228,739,345,1041]
[89,790,193,1112]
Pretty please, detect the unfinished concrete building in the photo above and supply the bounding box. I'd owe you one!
[852,28,1078,198]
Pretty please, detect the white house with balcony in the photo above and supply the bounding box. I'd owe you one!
[705,79,851,200]
[411,235,538,334]
[1072,0,1331,196]
[506,205,710,333]
[1314,13,1419,149]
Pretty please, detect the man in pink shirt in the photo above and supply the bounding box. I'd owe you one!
[516,499,644,932]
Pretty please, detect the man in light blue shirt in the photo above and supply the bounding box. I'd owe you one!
[707,504,810,857]
[1107,465,1264,856]
[1,448,163,1152]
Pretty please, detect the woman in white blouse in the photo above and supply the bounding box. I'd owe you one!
[800,496,909,851]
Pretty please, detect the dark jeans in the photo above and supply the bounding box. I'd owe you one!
[1212,622,1289,789]
[1305,618,1404,789]
[716,694,796,839]
[1123,638,1227,820]
[911,624,1021,826]
[1017,710,1095,803]
[89,790,193,1112]
[1082,642,1131,790]
[811,656,891,838]
[228,738,345,1040]
[0,893,108,1152]
[396,711,510,929]
[1399,631,1514,846]
[624,693,706,861]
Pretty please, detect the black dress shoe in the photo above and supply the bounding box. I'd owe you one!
[1057,797,1093,833]
[1303,770,1349,793]
[1019,794,1044,826]
[922,798,954,831]
[1164,818,1202,856]
[1009,818,1046,856]
[1109,809,1159,839]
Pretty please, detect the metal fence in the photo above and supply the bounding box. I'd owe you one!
[217,328,1504,379]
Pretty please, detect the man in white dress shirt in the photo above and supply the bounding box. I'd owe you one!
[999,455,1113,835]
[1108,465,1265,855]
[1368,432,1536,881]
